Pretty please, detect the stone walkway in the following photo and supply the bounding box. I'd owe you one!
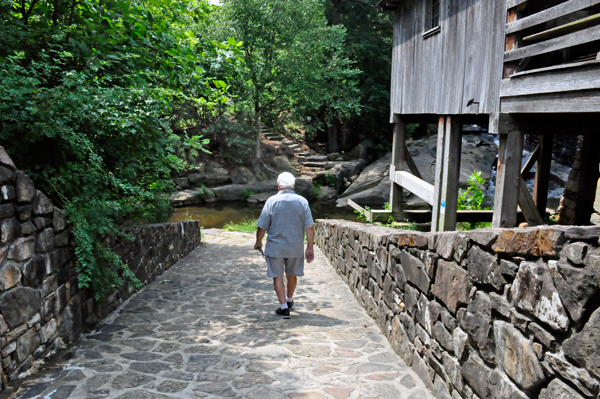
[13,230,433,399]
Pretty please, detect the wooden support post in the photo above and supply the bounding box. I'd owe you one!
[390,117,406,220]
[534,135,554,216]
[574,133,600,225]
[431,117,446,232]
[438,116,462,231]
[493,128,524,228]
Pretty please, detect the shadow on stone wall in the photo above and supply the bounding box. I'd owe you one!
[317,219,600,399]
[0,147,202,392]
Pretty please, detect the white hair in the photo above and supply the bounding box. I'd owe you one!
[277,172,295,190]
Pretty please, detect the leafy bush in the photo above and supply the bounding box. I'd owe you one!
[457,171,491,230]
[312,181,322,197]
[325,174,336,188]
[203,111,258,165]
[241,189,258,201]
[0,0,239,299]
[355,206,372,223]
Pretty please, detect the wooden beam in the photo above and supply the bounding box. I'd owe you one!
[500,64,600,97]
[518,182,545,226]
[506,0,600,34]
[505,25,600,62]
[521,145,539,176]
[574,133,600,225]
[493,127,524,228]
[438,116,462,231]
[389,120,406,219]
[348,199,391,222]
[509,59,600,79]
[431,117,446,232]
[393,171,435,205]
[523,13,600,42]
[507,0,528,10]
[404,148,423,180]
[535,135,553,215]
[500,89,600,113]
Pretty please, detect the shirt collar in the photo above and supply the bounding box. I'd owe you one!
[278,190,295,194]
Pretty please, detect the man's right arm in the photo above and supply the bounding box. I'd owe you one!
[255,228,266,250]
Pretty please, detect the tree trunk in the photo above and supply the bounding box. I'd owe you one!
[328,120,339,153]
[254,99,261,159]
[331,0,342,25]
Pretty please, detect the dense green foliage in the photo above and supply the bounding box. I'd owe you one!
[458,171,492,230]
[209,0,362,145]
[326,0,394,148]
[0,0,238,298]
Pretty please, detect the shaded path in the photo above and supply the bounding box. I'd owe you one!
[14,230,433,399]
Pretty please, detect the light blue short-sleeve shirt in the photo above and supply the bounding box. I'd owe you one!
[257,190,314,258]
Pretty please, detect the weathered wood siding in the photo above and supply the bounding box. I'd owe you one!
[390,0,506,118]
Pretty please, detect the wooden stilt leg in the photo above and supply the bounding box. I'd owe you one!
[574,133,600,225]
[493,129,523,228]
[439,116,462,231]
[431,117,446,232]
[390,118,406,220]
[534,134,553,217]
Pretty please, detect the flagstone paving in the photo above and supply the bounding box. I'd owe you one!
[13,230,433,399]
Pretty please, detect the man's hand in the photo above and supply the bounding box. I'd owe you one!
[305,247,314,263]
[254,241,262,251]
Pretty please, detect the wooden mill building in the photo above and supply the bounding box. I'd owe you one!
[376,0,600,230]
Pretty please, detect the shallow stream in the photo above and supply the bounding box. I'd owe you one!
[169,201,360,229]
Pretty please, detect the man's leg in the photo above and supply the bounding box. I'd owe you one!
[273,276,287,305]
[286,274,297,299]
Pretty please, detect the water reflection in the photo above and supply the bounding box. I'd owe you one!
[169,201,359,229]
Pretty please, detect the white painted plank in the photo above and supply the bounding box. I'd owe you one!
[393,171,435,206]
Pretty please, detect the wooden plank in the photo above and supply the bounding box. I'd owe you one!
[518,182,545,226]
[404,148,423,180]
[439,116,462,231]
[521,145,539,175]
[348,199,372,222]
[504,25,600,62]
[393,171,435,205]
[523,13,600,42]
[431,117,446,232]
[493,127,524,228]
[501,64,600,97]
[389,120,406,219]
[510,59,600,78]
[500,89,600,113]
[506,0,600,34]
[574,133,600,224]
[507,0,528,10]
[534,135,553,216]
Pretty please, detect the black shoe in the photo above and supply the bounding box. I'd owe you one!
[276,308,290,319]
[287,300,294,310]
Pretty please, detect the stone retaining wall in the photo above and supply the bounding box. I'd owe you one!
[0,147,202,392]
[316,219,600,399]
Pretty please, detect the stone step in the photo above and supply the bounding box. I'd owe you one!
[293,148,305,153]
[306,155,329,162]
[265,135,282,141]
[288,144,301,150]
[297,152,311,158]
[303,167,325,173]
[283,140,295,145]
[303,161,329,168]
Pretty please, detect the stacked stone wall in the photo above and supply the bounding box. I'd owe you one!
[0,147,202,392]
[316,219,600,398]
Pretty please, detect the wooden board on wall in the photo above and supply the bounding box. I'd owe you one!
[389,0,504,117]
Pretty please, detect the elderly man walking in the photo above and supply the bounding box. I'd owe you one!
[254,172,314,319]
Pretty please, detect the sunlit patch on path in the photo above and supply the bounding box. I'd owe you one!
[13,230,433,399]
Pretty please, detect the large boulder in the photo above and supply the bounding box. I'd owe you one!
[336,133,498,210]
[338,140,374,162]
[313,160,365,192]
[230,166,257,185]
[271,156,299,176]
[213,178,313,202]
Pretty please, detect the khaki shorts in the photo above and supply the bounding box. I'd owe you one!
[266,257,304,278]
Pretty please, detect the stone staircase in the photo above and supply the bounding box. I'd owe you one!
[260,126,331,178]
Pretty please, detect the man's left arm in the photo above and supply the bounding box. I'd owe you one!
[305,226,314,263]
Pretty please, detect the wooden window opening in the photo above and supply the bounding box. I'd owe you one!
[423,0,441,38]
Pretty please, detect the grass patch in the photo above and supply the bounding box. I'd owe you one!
[223,219,258,233]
